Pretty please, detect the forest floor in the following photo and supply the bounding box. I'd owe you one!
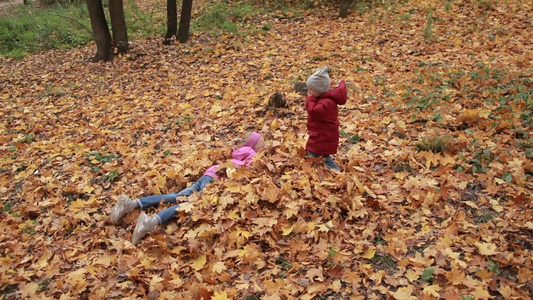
[0,0,532,299]
[0,0,23,15]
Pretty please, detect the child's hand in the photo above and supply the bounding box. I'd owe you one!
[308,89,320,97]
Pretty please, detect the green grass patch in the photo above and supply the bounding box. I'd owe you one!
[400,62,532,124]
[325,246,339,268]
[86,151,120,172]
[102,169,120,183]
[340,130,361,146]
[86,151,119,164]
[421,267,435,283]
[275,256,293,270]
[370,253,397,270]
[0,0,164,59]
[474,209,495,223]
[123,0,165,38]
[404,86,450,110]
[0,3,92,58]
[416,135,451,153]
[351,0,410,16]
[18,134,35,143]
[193,2,264,37]
[486,260,500,276]
[469,147,493,174]
[3,202,13,213]
[392,159,414,173]
[38,277,53,292]
[424,7,435,40]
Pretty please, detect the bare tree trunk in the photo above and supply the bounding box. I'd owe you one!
[109,0,129,53]
[87,0,113,61]
[340,0,350,18]
[165,0,177,40]
[177,0,193,43]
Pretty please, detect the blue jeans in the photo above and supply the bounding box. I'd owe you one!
[307,151,339,171]
[135,175,214,224]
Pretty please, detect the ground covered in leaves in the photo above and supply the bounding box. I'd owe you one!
[0,0,532,299]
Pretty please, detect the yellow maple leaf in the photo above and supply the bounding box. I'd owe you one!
[253,217,277,228]
[20,282,39,299]
[488,199,503,212]
[212,261,227,275]
[306,268,325,282]
[445,268,465,285]
[498,283,513,298]
[361,248,375,259]
[0,257,13,273]
[476,268,494,280]
[474,242,498,255]
[191,255,207,271]
[282,225,294,236]
[406,269,419,282]
[177,202,194,213]
[149,275,165,291]
[262,293,281,300]
[270,118,279,129]
[422,284,441,297]
[228,210,240,219]
[518,267,533,283]
[211,291,229,300]
[155,174,166,190]
[471,285,491,299]
[389,285,417,300]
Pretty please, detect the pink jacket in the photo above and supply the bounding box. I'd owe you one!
[203,133,262,178]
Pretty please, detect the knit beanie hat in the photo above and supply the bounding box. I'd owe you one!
[306,66,331,93]
[243,132,262,149]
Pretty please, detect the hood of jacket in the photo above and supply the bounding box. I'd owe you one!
[231,146,257,166]
[320,80,347,105]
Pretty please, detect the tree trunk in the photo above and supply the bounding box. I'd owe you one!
[87,0,113,61]
[177,0,193,43]
[109,0,129,53]
[340,0,350,18]
[165,0,178,40]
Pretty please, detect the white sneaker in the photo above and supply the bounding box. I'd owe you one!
[110,195,132,224]
[132,212,156,245]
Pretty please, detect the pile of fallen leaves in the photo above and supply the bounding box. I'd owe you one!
[0,0,531,299]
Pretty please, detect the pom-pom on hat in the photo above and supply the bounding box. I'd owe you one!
[306,66,331,93]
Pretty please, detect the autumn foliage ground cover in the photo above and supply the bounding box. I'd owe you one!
[0,0,532,299]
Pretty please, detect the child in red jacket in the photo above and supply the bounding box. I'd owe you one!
[305,66,347,170]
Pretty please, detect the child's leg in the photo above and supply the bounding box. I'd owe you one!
[154,204,182,225]
[307,150,319,158]
[308,151,339,170]
[130,175,214,244]
[132,212,160,245]
[132,202,188,244]
[324,155,340,171]
[131,204,181,245]
[153,176,213,224]
[176,175,214,197]
[137,175,213,208]
[136,193,180,209]
[111,195,140,224]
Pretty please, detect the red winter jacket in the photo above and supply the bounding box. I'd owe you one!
[306,80,347,155]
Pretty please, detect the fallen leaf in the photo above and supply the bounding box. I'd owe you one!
[475,242,498,256]
[191,255,207,271]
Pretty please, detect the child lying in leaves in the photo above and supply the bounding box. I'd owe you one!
[110,132,265,245]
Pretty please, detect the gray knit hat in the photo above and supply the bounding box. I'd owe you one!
[306,66,331,93]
